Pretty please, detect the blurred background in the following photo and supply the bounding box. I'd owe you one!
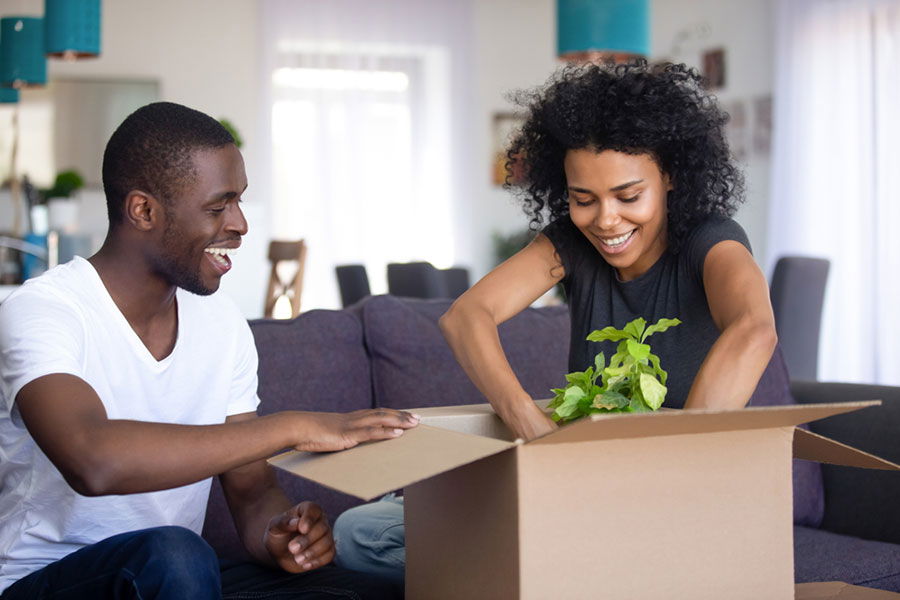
[0,0,897,386]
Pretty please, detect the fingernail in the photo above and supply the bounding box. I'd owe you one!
[289,517,299,527]
[410,413,420,422]
[302,562,313,570]
[393,428,403,435]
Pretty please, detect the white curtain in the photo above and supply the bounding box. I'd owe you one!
[768,0,900,385]
[259,0,474,310]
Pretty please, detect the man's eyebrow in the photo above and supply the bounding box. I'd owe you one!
[609,179,643,192]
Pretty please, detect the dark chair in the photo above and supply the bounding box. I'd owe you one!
[769,256,830,381]
[387,262,447,299]
[441,267,470,299]
[335,265,372,308]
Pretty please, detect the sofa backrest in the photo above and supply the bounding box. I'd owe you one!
[358,295,570,410]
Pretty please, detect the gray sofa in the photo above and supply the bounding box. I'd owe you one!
[201,295,900,591]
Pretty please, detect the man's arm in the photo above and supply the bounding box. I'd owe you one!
[15,373,418,496]
[218,412,333,571]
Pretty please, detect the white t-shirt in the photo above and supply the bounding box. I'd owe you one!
[0,256,260,592]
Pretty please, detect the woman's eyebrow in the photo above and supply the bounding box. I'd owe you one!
[609,179,644,192]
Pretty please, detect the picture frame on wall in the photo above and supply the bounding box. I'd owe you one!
[491,112,526,187]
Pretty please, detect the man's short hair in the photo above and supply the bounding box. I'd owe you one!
[101,102,235,225]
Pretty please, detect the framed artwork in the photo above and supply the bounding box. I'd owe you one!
[753,95,773,157]
[723,100,748,162]
[702,48,726,90]
[491,112,526,186]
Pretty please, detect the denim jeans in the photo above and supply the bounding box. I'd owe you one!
[1,526,401,599]
[333,494,406,585]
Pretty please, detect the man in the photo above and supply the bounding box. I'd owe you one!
[0,102,417,599]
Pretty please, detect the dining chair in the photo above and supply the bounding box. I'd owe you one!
[387,262,447,299]
[335,264,371,307]
[769,255,830,381]
[263,239,307,319]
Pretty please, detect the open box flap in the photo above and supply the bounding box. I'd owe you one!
[793,427,900,470]
[529,401,880,446]
[268,424,516,501]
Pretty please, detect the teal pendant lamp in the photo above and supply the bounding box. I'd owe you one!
[0,17,47,88]
[557,0,649,63]
[0,87,19,103]
[44,0,101,59]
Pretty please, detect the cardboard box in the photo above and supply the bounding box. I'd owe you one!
[270,401,900,600]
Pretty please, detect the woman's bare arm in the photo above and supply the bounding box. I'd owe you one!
[440,234,564,440]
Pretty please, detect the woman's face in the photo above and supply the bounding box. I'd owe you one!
[564,149,671,281]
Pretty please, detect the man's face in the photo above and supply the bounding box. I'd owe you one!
[152,144,249,295]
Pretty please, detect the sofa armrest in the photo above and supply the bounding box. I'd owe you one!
[790,380,900,544]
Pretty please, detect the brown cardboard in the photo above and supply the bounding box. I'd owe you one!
[268,424,515,501]
[796,582,900,599]
[269,400,892,599]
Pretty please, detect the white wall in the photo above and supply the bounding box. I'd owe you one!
[2,0,774,314]
[467,0,775,276]
[652,0,774,267]
[2,0,267,315]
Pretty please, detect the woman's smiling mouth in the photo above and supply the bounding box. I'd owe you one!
[596,229,636,253]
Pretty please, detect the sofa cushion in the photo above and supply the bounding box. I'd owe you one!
[361,295,569,410]
[250,310,374,414]
[202,311,373,560]
[747,345,825,529]
[791,381,900,545]
[794,525,900,592]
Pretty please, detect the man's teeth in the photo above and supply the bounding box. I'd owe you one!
[205,248,235,256]
[601,230,634,247]
[205,248,234,267]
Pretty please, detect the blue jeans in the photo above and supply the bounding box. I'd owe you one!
[1,526,401,599]
[333,494,406,585]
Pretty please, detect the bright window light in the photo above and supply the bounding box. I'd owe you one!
[273,67,409,92]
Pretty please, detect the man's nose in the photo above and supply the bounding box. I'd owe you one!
[227,203,249,236]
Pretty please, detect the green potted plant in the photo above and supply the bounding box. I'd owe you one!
[41,169,85,233]
[548,316,681,421]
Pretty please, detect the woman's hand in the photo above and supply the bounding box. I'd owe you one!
[504,399,558,441]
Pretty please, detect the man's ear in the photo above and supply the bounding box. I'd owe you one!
[123,190,164,232]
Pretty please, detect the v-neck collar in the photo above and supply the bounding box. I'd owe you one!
[76,257,182,371]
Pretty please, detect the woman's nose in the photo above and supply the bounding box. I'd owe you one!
[594,199,620,230]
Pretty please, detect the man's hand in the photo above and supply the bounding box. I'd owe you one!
[294,409,419,452]
[265,501,334,573]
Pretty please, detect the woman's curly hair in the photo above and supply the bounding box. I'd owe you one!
[506,60,744,253]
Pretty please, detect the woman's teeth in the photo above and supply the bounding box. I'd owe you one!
[602,230,635,247]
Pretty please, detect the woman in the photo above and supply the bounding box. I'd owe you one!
[442,60,776,440]
[334,60,778,578]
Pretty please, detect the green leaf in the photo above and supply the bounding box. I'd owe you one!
[593,352,606,379]
[592,391,630,410]
[586,327,631,342]
[623,317,647,341]
[639,373,667,410]
[647,353,668,386]
[641,318,682,342]
[626,339,651,361]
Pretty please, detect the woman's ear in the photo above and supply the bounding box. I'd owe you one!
[123,190,164,232]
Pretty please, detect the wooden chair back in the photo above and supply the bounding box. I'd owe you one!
[264,239,307,319]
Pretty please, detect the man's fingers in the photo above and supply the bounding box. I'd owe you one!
[295,534,335,569]
[267,508,301,535]
[296,502,323,535]
[352,409,419,429]
[346,424,408,444]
